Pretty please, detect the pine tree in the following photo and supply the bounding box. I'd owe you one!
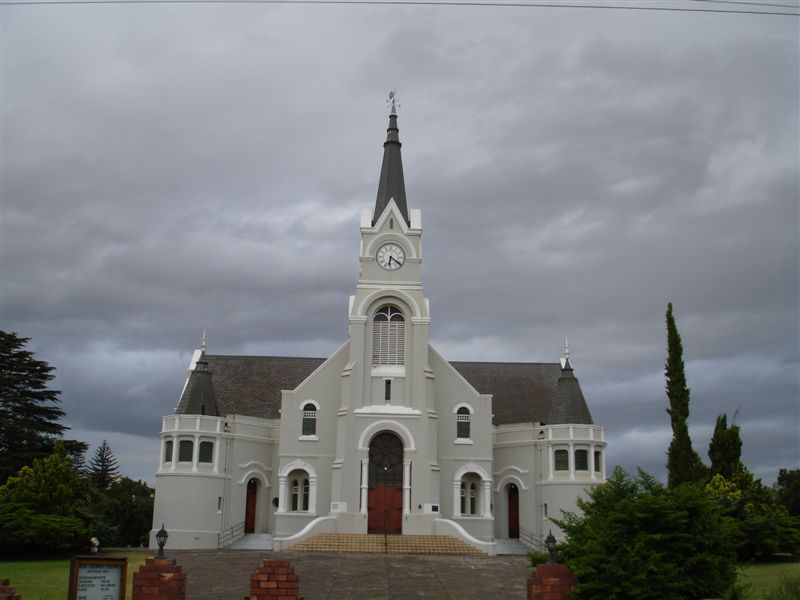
[0,330,78,484]
[664,303,706,488]
[88,440,120,490]
[708,413,743,479]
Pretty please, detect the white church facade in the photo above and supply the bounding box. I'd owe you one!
[150,105,606,554]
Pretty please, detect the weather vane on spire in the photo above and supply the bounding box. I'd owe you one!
[387,90,400,115]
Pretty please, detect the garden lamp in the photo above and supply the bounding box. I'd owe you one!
[155,524,168,558]
[545,530,557,564]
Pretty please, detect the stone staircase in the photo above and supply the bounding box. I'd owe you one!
[226,533,274,550]
[288,533,486,555]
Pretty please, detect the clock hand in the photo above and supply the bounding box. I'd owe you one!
[388,256,399,267]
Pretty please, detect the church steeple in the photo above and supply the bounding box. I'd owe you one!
[373,92,410,226]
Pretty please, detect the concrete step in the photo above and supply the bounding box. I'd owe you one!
[226,533,274,550]
[494,538,532,555]
[289,533,486,555]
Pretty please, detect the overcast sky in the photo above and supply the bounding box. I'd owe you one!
[1,0,798,487]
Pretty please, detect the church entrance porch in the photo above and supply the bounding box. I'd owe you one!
[367,432,403,534]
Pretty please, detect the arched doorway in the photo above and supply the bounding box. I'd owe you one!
[245,478,258,533]
[507,483,519,539]
[367,432,403,534]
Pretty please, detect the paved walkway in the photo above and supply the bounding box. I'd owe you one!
[170,549,532,599]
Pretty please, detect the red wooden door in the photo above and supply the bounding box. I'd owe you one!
[508,483,519,539]
[368,485,402,534]
[245,478,257,533]
[368,432,404,534]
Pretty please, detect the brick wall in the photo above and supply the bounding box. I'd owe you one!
[248,560,300,599]
[0,579,20,600]
[132,557,187,600]
[528,563,577,600]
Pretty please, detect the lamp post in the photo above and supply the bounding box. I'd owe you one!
[155,524,168,558]
[545,530,557,564]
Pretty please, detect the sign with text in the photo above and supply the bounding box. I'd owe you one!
[68,556,127,600]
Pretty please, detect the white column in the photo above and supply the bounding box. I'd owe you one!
[192,435,200,473]
[601,449,607,480]
[169,435,177,471]
[481,481,492,518]
[589,444,596,481]
[403,459,411,515]
[360,459,369,514]
[568,442,575,481]
[309,476,317,514]
[547,444,554,481]
[453,480,461,517]
[277,475,287,513]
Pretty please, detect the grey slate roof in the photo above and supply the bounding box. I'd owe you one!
[176,355,593,426]
[373,111,410,226]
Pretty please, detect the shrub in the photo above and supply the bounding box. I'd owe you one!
[555,467,738,600]
[0,502,89,557]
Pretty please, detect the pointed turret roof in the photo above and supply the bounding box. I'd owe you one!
[549,356,593,424]
[177,350,220,416]
[373,100,410,226]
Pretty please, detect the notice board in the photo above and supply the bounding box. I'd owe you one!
[68,556,127,600]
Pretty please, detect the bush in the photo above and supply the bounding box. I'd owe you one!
[0,502,89,557]
[555,467,738,600]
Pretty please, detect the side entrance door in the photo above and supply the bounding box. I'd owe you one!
[367,432,404,534]
[245,478,258,533]
[508,483,519,538]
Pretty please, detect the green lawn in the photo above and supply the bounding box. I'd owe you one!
[739,560,800,598]
[0,550,151,600]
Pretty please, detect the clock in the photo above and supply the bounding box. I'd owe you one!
[376,243,406,270]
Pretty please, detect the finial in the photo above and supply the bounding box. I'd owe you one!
[563,334,570,360]
[200,329,207,352]
[387,90,400,115]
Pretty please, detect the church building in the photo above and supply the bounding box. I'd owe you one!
[150,102,606,554]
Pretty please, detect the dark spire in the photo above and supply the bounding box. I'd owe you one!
[548,355,594,425]
[177,350,220,417]
[373,95,410,226]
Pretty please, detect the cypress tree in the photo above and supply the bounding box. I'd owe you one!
[88,440,120,490]
[664,303,706,487]
[708,413,743,479]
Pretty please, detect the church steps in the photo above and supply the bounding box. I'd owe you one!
[287,533,486,555]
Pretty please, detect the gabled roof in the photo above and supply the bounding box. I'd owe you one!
[373,108,410,226]
[176,355,593,426]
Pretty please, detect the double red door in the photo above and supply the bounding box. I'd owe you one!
[368,485,402,534]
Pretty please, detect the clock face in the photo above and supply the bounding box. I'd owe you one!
[376,243,406,270]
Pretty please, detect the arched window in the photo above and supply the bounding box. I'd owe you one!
[594,450,602,473]
[575,449,588,471]
[460,473,481,515]
[302,403,317,436]
[372,305,405,365]
[178,440,193,462]
[456,407,471,439]
[163,440,173,463]
[289,470,310,512]
[198,441,213,463]
[554,449,569,471]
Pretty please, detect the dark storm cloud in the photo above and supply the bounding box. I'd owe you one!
[1,3,797,483]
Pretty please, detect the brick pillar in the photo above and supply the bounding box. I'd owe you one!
[527,563,577,600]
[132,557,187,600]
[0,579,21,600]
[248,559,299,599]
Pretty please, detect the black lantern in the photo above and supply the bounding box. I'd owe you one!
[545,530,557,564]
[155,524,168,558]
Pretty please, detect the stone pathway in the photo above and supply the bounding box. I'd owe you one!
[171,549,531,599]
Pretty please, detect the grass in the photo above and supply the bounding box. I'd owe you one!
[739,559,800,599]
[0,549,151,600]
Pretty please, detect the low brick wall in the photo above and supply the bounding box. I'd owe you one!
[248,560,299,599]
[0,579,20,600]
[527,563,577,600]
[132,557,187,600]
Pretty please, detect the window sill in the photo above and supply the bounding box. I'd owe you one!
[299,435,319,441]
[454,438,473,445]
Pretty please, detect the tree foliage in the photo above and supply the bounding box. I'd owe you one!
[708,413,744,479]
[88,439,120,490]
[556,467,738,600]
[707,471,800,561]
[775,468,800,517]
[0,442,91,557]
[0,330,87,483]
[664,303,706,488]
[90,477,154,547]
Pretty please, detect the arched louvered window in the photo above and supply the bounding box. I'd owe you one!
[456,407,471,439]
[302,403,317,436]
[372,305,405,365]
[289,470,310,512]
